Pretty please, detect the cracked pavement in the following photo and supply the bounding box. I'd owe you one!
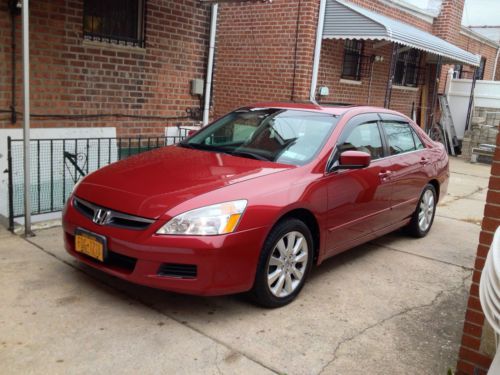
[0,158,490,374]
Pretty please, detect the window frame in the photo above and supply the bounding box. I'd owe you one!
[341,40,364,81]
[393,49,421,87]
[82,0,146,47]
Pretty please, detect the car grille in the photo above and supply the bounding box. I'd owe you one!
[73,197,155,230]
[157,263,198,279]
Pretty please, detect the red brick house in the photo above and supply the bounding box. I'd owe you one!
[0,0,212,137]
[213,0,499,131]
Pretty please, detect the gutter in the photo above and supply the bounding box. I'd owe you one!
[203,3,218,126]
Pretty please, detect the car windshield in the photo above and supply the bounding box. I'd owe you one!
[180,108,339,166]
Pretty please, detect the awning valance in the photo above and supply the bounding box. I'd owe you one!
[323,0,481,66]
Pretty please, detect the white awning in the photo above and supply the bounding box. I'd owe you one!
[323,0,481,66]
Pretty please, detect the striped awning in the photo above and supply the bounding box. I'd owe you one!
[323,0,481,66]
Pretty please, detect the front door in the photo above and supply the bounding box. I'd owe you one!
[325,114,394,255]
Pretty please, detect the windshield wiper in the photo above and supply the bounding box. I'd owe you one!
[227,149,270,161]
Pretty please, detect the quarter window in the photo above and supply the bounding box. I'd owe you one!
[83,0,145,47]
[382,122,418,155]
[341,40,364,81]
[340,122,384,160]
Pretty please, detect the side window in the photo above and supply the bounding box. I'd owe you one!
[382,122,416,155]
[340,122,384,160]
[412,130,425,150]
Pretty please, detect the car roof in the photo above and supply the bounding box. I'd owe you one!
[247,102,403,117]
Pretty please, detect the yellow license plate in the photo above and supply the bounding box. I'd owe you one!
[75,230,105,262]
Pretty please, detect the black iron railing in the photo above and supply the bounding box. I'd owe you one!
[5,129,191,230]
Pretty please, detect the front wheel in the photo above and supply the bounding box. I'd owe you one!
[406,184,437,238]
[251,219,313,308]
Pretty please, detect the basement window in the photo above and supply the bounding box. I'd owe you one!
[83,0,145,47]
[341,40,364,81]
[394,49,421,87]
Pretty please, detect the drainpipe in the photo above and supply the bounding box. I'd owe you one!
[22,0,33,237]
[310,0,327,103]
[203,3,218,126]
[493,47,500,81]
[9,0,20,124]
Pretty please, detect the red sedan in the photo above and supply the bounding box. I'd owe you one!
[63,103,449,307]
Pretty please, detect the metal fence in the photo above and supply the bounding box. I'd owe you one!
[6,129,191,230]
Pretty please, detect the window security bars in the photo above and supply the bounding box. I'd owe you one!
[83,0,145,47]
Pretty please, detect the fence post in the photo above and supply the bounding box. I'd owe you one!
[7,136,14,232]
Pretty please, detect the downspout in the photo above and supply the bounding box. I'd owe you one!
[9,0,20,124]
[310,0,327,103]
[203,3,218,126]
[22,0,33,236]
[493,46,500,81]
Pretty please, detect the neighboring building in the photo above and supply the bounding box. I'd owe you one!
[213,0,499,131]
[0,0,212,138]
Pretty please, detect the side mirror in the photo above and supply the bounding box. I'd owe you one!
[337,150,371,170]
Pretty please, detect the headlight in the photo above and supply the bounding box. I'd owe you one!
[156,200,247,236]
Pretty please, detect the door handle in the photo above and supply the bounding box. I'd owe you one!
[379,170,392,180]
[419,157,430,165]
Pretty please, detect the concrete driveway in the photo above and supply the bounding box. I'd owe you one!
[0,158,490,374]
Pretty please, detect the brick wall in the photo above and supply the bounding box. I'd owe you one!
[455,32,499,81]
[0,0,210,137]
[213,0,492,121]
[456,133,500,374]
[433,0,464,43]
[213,0,319,116]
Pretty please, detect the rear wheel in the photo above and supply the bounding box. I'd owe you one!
[251,219,313,308]
[406,184,437,238]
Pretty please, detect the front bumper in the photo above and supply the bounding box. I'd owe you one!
[62,198,268,296]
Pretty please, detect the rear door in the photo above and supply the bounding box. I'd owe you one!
[379,115,429,223]
[325,114,394,255]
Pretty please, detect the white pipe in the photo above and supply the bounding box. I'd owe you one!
[493,46,500,81]
[310,0,327,103]
[203,3,218,126]
[22,0,32,236]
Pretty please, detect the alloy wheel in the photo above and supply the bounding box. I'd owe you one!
[418,189,435,232]
[267,231,309,298]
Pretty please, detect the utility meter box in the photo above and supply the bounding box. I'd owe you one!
[191,79,205,96]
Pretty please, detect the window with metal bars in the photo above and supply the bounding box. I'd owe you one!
[394,49,421,87]
[83,0,145,47]
[341,40,364,81]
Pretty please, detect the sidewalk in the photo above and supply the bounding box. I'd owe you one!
[0,157,491,374]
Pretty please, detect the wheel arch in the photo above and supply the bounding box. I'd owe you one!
[274,208,321,263]
[428,179,440,200]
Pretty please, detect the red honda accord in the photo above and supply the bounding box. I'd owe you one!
[63,103,449,307]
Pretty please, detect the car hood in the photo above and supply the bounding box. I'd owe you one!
[75,146,293,219]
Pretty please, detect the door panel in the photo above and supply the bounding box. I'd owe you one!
[381,121,428,223]
[325,117,394,255]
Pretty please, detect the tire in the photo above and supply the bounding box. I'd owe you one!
[251,218,313,308]
[406,184,437,238]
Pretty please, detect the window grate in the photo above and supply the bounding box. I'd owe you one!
[394,49,422,87]
[341,40,364,81]
[83,0,145,47]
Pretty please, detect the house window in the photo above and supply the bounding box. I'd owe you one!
[341,40,364,81]
[83,0,145,47]
[453,64,464,79]
[475,57,486,80]
[394,49,421,87]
